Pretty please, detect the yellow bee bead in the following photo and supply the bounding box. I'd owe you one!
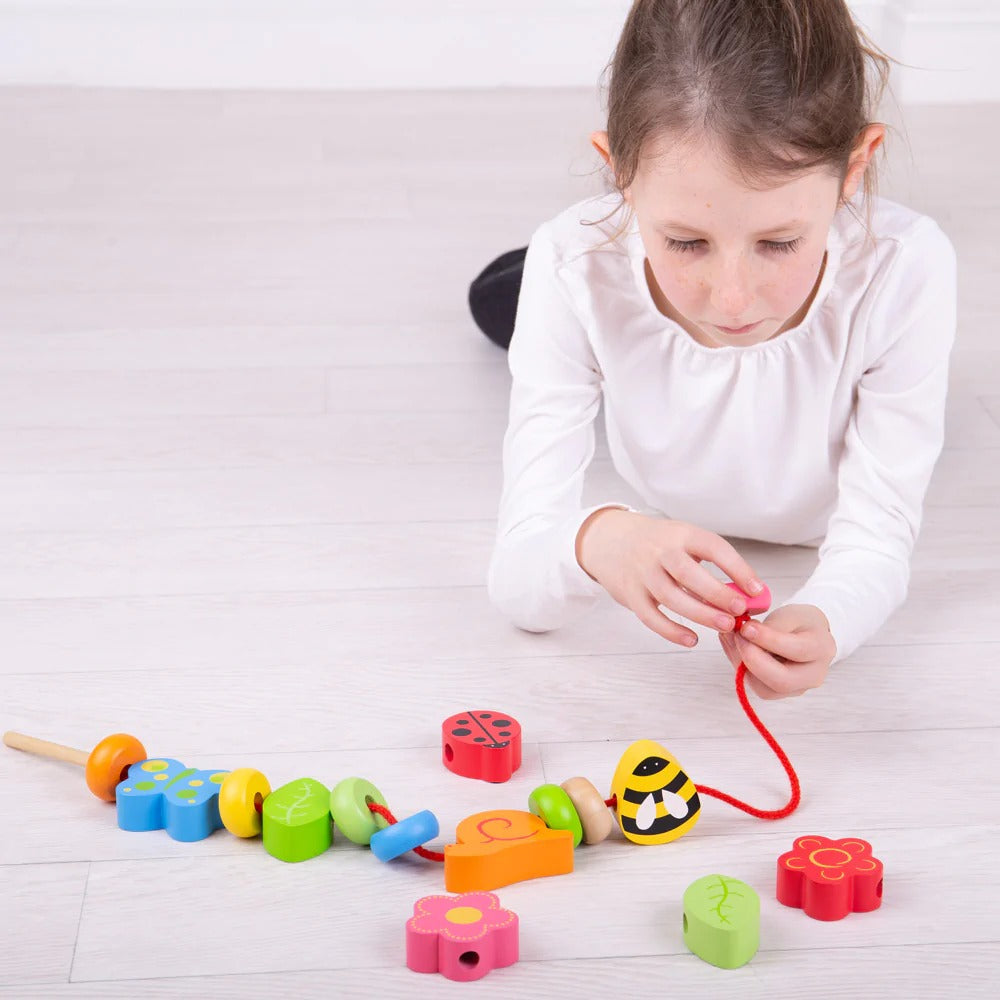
[610,739,701,845]
[560,777,614,845]
[219,768,271,838]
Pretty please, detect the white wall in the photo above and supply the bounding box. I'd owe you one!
[0,0,995,102]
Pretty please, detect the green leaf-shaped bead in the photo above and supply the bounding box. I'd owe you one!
[262,777,332,863]
[683,874,759,969]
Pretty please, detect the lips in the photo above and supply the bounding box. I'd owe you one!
[717,321,760,335]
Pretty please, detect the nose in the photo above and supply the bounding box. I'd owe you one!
[710,255,755,322]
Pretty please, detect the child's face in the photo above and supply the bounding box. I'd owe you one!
[626,133,846,349]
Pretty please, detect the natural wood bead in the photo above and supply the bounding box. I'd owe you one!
[560,776,614,845]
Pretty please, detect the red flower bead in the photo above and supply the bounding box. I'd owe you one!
[777,836,883,921]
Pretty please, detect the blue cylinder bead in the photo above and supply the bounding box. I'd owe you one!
[369,809,439,862]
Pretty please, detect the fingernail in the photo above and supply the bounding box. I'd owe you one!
[730,598,746,614]
[716,615,735,631]
[748,579,764,595]
[685,635,698,647]
[742,624,757,639]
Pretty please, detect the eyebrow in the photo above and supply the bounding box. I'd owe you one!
[659,219,806,237]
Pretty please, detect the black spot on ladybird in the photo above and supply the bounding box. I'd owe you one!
[492,719,511,727]
[452,728,472,737]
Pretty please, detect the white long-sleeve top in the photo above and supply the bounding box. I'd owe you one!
[488,191,958,662]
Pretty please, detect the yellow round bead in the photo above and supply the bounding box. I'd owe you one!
[219,768,271,838]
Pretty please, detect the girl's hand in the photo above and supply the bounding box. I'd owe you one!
[719,603,836,699]
[575,508,765,647]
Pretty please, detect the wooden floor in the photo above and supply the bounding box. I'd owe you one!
[0,87,998,998]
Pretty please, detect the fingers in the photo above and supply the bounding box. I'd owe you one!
[635,595,699,647]
[744,670,793,700]
[720,633,786,698]
[731,633,818,698]
[718,632,742,669]
[684,528,765,610]
[738,620,812,662]
[647,570,736,632]
[668,557,753,617]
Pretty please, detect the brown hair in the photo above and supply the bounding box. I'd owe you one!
[594,0,899,244]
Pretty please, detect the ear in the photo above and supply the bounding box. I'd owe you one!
[841,123,886,201]
[590,129,632,203]
[590,129,612,167]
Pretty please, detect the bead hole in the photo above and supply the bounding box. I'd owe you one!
[254,792,263,814]
[459,951,479,967]
[683,913,688,933]
[444,744,454,762]
[877,879,883,898]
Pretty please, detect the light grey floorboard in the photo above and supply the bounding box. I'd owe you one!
[0,88,997,997]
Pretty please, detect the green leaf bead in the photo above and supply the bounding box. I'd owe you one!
[683,874,760,969]
[528,783,583,847]
[262,777,332,863]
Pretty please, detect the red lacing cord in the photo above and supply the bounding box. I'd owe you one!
[371,612,799,866]
[368,801,444,862]
[605,613,800,820]
[694,614,801,818]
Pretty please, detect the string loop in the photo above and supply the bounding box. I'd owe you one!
[693,615,801,819]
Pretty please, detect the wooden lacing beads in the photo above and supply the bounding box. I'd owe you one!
[525,738,704,851]
[220,771,441,864]
[559,777,615,845]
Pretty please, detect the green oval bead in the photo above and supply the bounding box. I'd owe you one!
[528,783,583,847]
[329,777,389,845]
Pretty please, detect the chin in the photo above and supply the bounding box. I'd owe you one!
[705,324,774,347]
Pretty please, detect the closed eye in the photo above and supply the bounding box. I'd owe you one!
[666,237,804,255]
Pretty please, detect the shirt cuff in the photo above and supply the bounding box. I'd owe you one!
[787,549,908,664]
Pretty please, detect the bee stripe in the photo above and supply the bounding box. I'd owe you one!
[620,810,701,838]
[622,788,652,805]
[663,770,690,795]
[629,764,681,792]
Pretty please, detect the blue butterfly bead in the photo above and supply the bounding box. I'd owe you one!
[116,758,229,842]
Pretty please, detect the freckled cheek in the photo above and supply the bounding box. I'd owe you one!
[651,261,704,308]
[765,263,819,310]
[650,257,816,313]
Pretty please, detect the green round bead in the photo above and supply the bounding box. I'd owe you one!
[329,777,389,845]
[528,783,583,847]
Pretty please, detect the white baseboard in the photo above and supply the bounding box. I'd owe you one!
[0,0,995,102]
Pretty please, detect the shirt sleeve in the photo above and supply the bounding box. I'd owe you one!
[788,218,958,661]
[487,223,628,631]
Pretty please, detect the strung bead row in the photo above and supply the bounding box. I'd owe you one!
[528,778,615,847]
[218,769,440,863]
[218,767,624,866]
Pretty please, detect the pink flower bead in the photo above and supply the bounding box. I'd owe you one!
[405,891,519,981]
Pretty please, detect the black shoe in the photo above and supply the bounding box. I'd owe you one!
[467,246,528,350]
